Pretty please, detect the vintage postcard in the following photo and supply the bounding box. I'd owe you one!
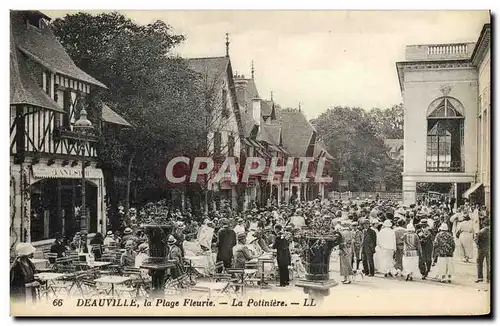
[9,9,491,316]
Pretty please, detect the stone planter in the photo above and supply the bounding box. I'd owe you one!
[296,233,342,303]
[141,223,176,259]
[141,223,176,297]
[303,234,341,281]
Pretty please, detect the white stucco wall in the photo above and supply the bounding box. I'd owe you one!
[403,67,478,176]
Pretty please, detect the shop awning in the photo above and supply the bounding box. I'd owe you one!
[462,183,482,198]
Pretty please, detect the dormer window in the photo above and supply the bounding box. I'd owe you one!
[26,15,48,29]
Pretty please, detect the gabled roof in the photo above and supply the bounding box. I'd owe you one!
[10,33,64,112]
[313,139,334,160]
[187,56,230,86]
[101,103,132,127]
[280,108,316,157]
[257,123,281,146]
[10,11,106,88]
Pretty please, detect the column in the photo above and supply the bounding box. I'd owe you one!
[10,164,22,251]
[402,177,417,206]
[484,185,491,211]
[97,178,105,235]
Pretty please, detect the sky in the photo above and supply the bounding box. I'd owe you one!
[44,10,490,119]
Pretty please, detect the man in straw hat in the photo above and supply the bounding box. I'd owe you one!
[360,218,377,277]
[233,232,254,269]
[167,235,184,278]
[433,223,455,283]
[10,243,39,303]
[120,240,137,267]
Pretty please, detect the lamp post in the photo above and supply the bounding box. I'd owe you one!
[74,108,93,233]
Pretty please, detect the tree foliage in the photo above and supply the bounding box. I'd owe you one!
[51,12,207,225]
[312,105,404,192]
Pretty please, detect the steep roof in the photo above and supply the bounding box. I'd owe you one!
[280,108,316,157]
[187,56,230,86]
[314,139,334,160]
[10,33,64,112]
[257,123,281,145]
[246,78,259,99]
[261,100,273,117]
[240,110,258,138]
[10,11,106,88]
[101,103,132,127]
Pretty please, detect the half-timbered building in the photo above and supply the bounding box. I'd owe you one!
[10,11,131,249]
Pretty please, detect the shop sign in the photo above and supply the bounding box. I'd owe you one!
[32,165,103,179]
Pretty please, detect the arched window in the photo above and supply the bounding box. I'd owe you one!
[427,96,464,118]
[426,97,464,172]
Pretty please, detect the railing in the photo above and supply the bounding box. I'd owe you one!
[426,160,464,173]
[328,191,403,202]
[53,127,100,143]
[427,43,469,56]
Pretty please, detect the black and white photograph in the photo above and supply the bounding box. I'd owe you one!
[8,9,491,316]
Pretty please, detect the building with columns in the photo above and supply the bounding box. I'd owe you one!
[396,23,490,208]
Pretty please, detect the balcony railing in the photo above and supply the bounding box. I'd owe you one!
[53,127,100,143]
[405,42,475,61]
[427,44,469,56]
[426,160,464,173]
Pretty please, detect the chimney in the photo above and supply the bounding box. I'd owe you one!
[252,98,261,126]
[234,76,249,111]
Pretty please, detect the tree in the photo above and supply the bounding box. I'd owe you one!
[368,104,404,139]
[312,105,404,192]
[51,12,203,227]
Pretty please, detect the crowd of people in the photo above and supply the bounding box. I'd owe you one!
[10,195,491,303]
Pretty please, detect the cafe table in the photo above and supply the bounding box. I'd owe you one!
[35,272,66,300]
[94,275,131,297]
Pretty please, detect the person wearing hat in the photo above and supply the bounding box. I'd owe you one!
[475,218,490,283]
[351,221,363,271]
[121,227,137,249]
[416,219,433,279]
[10,243,39,303]
[173,221,186,258]
[361,218,377,277]
[377,219,396,277]
[338,220,354,283]
[120,240,137,267]
[233,217,246,235]
[216,217,237,271]
[432,223,455,283]
[233,232,254,269]
[90,232,104,260]
[135,243,151,280]
[50,233,67,259]
[167,235,184,279]
[393,219,407,275]
[272,225,291,287]
[402,224,422,281]
[456,213,474,263]
[103,231,116,248]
